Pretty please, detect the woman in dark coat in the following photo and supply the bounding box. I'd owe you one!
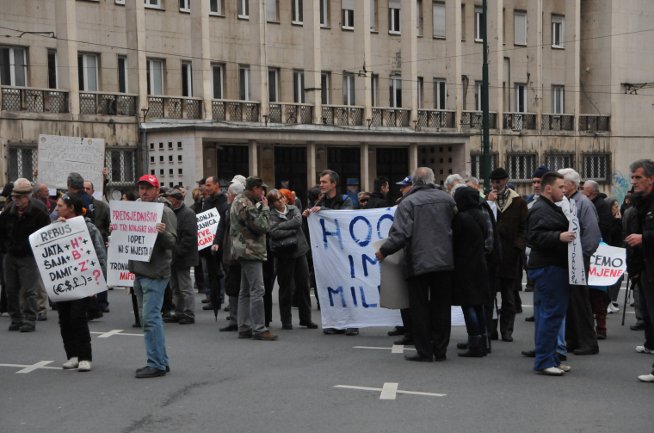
[453,186,491,357]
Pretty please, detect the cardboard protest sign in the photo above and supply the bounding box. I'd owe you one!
[588,243,627,286]
[197,208,220,250]
[29,216,107,301]
[106,201,164,286]
[38,134,105,196]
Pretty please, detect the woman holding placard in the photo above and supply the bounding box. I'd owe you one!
[54,194,107,372]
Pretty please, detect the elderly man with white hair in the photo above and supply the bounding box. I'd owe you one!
[444,174,464,194]
[558,168,601,355]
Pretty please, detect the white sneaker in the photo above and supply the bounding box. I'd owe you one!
[637,373,654,382]
[558,364,572,373]
[539,367,565,376]
[607,303,620,314]
[635,345,654,354]
[77,360,92,372]
[62,357,79,369]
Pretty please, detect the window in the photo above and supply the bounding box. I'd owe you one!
[181,62,192,97]
[434,78,446,109]
[474,81,482,111]
[144,0,161,8]
[321,72,331,104]
[7,146,36,182]
[545,153,574,172]
[515,83,527,112]
[108,149,136,184]
[268,68,279,102]
[470,152,498,179]
[210,0,223,15]
[343,72,355,106]
[265,0,278,22]
[416,0,423,36]
[117,55,127,93]
[582,153,611,182]
[293,70,305,103]
[0,46,27,86]
[78,53,98,91]
[370,0,378,31]
[320,0,329,26]
[239,65,250,100]
[552,85,564,114]
[342,0,354,29]
[179,0,190,12]
[237,0,249,19]
[507,153,537,181]
[147,59,164,95]
[514,11,527,46]
[432,2,445,38]
[461,4,466,41]
[47,49,58,89]
[552,15,564,48]
[417,77,424,108]
[474,7,484,42]
[371,74,379,106]
[390,75,402,107]
[212,63,224,99]
[116,0,125,4]
[292,0,303,24]
[389,0,401,34]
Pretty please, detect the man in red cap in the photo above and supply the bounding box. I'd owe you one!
[129,175,177,378]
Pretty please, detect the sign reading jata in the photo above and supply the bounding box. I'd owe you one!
[196,208,220,250]
[29,216,106,301]
[106,201,163,287]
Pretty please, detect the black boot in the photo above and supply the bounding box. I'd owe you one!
[458,335,486,358]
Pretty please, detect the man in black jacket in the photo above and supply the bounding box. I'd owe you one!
[200,176,228,311]
[526,172,575,376]
[366,176,390,209]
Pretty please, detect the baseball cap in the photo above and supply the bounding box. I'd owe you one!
[137,174,160,188]
[396,175,413,186]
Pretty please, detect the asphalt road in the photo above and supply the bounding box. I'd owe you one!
[1,286,651,433]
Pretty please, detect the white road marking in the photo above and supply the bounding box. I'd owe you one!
[354,345,416,353]
[334,383,446,399]
[0,361,61,374]
[380,382,399,400]
[92,329,142,338]
[391,345,405,354]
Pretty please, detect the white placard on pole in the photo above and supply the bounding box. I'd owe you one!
[196,208,221,251]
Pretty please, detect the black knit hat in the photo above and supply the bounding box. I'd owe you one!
[489,167,509,180]
[532,165,549,179]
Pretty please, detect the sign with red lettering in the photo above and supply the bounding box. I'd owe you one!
[588,243,627,286]
[29,216,107,301]
[196,208,221,251]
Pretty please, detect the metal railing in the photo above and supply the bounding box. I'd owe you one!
[416,109,456,128]
[321,105,364,126]
[579,115,610,132]
[212,99,260,122]
[461,111,497,129]
[268,103,313,124]
[371,107,411,127]
[503,112,537,131]
[147,96,202,119]
[1,86,69,113]
[542,114,575,131]
[79,92,137,116]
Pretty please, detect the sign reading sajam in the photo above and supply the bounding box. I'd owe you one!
[106,201,164,287]
[196,208,220,251]
[588,243,627,286]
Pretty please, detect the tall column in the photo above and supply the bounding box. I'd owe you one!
[55,0,79,116]
[125,0,148,115]
[256,1,268,120]
[360,143,370,192]
[192,0,213,120]
[248,140,258,175]
[307,142,317,190]
[567,0,581,131]
[305,0,322,123]
[401,0,418,123]
[529,0,544,130]
[355,0,372,121]
[409,143,418,173]
[448,0,463,132]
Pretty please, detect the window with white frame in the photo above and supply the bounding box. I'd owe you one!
[370,0,378,31]
[292,0,303,24]
[108,148,136,184]
[342,0,354,29]
[432,1,445,38]
[319,0,329,26]
[434,78,446,109]
[265,0,278,22]
[144,0,161,8]
[390,75,402,107]
[507,153,538,181]
[474,7,484,42]
[343,72,355,106]
[181,62,192,97]
[117,55,127,93]
[514,10,527,46]
[0,46,27,87]
[268,68,279,102]
[47,49,58,89]
[552,85,564,114]
[212,63,224,99]
[293,70,305,103]
[389,0,401,34]
[417,77,424,108]
[210,0,223,15]
[239,65,250,100]
[7,146,36,182]
[515,83,527,112]
[179,0,190,12]
[371,74,379,106]
[78,53,98,91]
[321,72,331,104]
[552,15,564,48]
[237,0,249,19]
[474,81,482,111]
[582,153,611,182]
[147,59,164,95]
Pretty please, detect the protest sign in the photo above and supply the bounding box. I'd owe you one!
[106,200,164,286]
[588,243,627,286]
[38,134,105,196]
[29,216,107,301]
[197,208,220,250]
[558,197,586,285]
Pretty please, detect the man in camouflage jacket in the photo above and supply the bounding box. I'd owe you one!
[229,176,277,341]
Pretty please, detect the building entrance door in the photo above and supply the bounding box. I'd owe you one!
[327,147,361,195]
[376,147,408,202]
[216,145,249,186]
[274,146,307,206]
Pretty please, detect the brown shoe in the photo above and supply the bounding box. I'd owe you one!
[238,330,253,339]
[253,331,278,341]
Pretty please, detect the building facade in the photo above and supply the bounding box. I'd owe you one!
[1,0,652,202]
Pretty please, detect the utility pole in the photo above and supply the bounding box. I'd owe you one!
[481,0,490,193]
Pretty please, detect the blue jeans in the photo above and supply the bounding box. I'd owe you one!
[533,287,567,356]
[529,266,569,371]
[133,276,169,370]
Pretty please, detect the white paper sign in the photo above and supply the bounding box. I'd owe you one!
[29,216,107,301]
[38,134,105,196]
[588,243,627,286]
[558,197,586,285]
[197,208,220,251]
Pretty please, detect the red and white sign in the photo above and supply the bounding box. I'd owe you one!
[588,243,627,286]
[196,208,221,251]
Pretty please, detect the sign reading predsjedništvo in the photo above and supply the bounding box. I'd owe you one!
[29,216,107,301]
[588,243,627,286]
[196,208,220,250]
